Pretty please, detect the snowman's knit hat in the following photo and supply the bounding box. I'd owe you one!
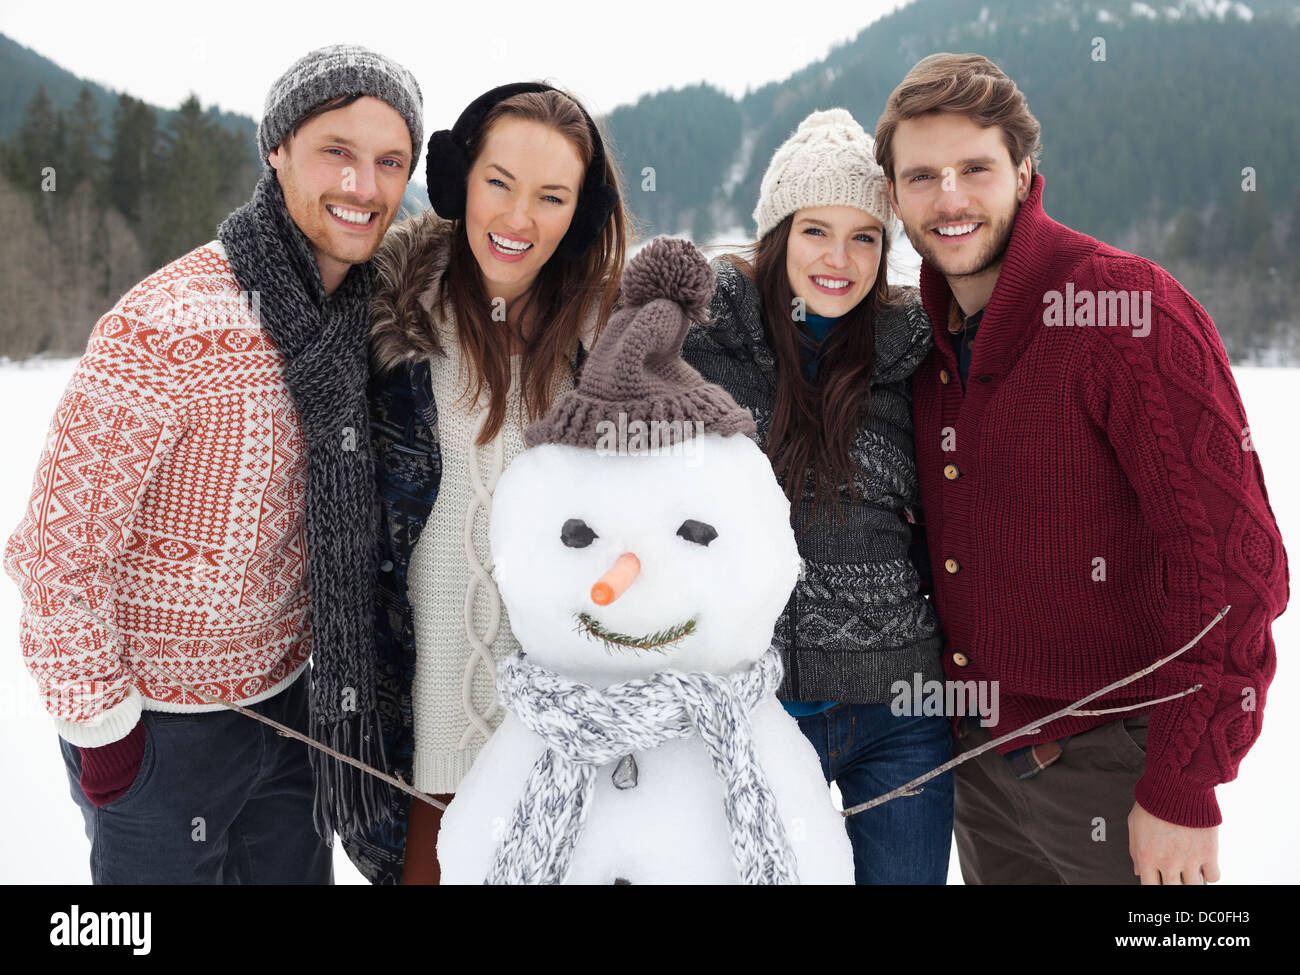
[524,236,755,449]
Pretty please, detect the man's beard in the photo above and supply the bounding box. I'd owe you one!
[905,196,1019,280]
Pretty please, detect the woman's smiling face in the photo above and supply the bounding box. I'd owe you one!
[784,205,884,319]
[463,117,586,307]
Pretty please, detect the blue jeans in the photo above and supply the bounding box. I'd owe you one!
[795,704,953,884]
[58,668,332,884]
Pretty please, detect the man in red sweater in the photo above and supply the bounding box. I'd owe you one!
[875,53,1288,884]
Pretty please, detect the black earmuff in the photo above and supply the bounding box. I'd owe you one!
[425,82,619,262]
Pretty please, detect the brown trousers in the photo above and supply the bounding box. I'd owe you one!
[401,793,455,885]
[952,714,1149,884]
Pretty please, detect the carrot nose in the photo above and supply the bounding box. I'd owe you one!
[591,553,641,605]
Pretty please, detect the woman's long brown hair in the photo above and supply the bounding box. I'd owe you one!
[719,214,898,522]
[436,89,629,444]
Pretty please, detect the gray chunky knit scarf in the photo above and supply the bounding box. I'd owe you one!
[488,647,799,884]
[217,169,385,840]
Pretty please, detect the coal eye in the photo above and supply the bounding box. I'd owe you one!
[561,518,597,548]
[676,519,717,546]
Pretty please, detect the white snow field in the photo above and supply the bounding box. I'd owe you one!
[0,356,1293,885]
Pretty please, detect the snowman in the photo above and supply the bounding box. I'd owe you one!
[436,236,854,884]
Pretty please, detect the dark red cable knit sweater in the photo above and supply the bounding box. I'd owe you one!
[913,173,1288,828]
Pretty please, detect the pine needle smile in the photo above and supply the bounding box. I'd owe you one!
[574,612,698,655]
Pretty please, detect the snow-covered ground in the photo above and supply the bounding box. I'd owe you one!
[0,357,1293,885]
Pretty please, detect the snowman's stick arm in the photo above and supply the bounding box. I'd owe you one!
[840,604,1229,819]
[70,595,448,812]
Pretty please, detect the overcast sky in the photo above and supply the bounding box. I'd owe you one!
[3,0,910,129]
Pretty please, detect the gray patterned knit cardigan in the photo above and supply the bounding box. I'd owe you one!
[681,258,944,703]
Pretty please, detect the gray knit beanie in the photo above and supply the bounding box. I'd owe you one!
[258,44,424,179]
[524,236,755,450]
[753,108,898,242]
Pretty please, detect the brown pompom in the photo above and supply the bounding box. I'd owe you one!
[620,236,715,321]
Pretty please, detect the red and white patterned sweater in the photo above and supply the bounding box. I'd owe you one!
[4,241,312,747]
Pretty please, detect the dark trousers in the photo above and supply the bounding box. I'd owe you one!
[796,704,954,884]
[952,713,1149,884]
[58,669,333,884]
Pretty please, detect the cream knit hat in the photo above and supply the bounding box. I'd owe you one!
[752,108,898,243]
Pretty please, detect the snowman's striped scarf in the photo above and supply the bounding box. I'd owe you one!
[488,647,798,885]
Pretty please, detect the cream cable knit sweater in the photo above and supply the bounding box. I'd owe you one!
[408,315,573,794]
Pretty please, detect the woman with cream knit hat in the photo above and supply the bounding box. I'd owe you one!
[682,108,952,884]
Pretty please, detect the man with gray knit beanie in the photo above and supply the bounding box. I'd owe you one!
[5,43,422,883]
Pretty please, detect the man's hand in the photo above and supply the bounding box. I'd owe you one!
[78,721,146,807]
[1128,801,1220,884]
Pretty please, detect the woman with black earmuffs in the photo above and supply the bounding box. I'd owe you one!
[340,82,629,885]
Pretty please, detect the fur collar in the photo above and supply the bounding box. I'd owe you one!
[369,209,601,374]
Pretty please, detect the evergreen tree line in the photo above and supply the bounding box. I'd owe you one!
[4,0,1298,363]
[0,85,258,357]
[602,2,1300,364]
[605,83,744,243]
